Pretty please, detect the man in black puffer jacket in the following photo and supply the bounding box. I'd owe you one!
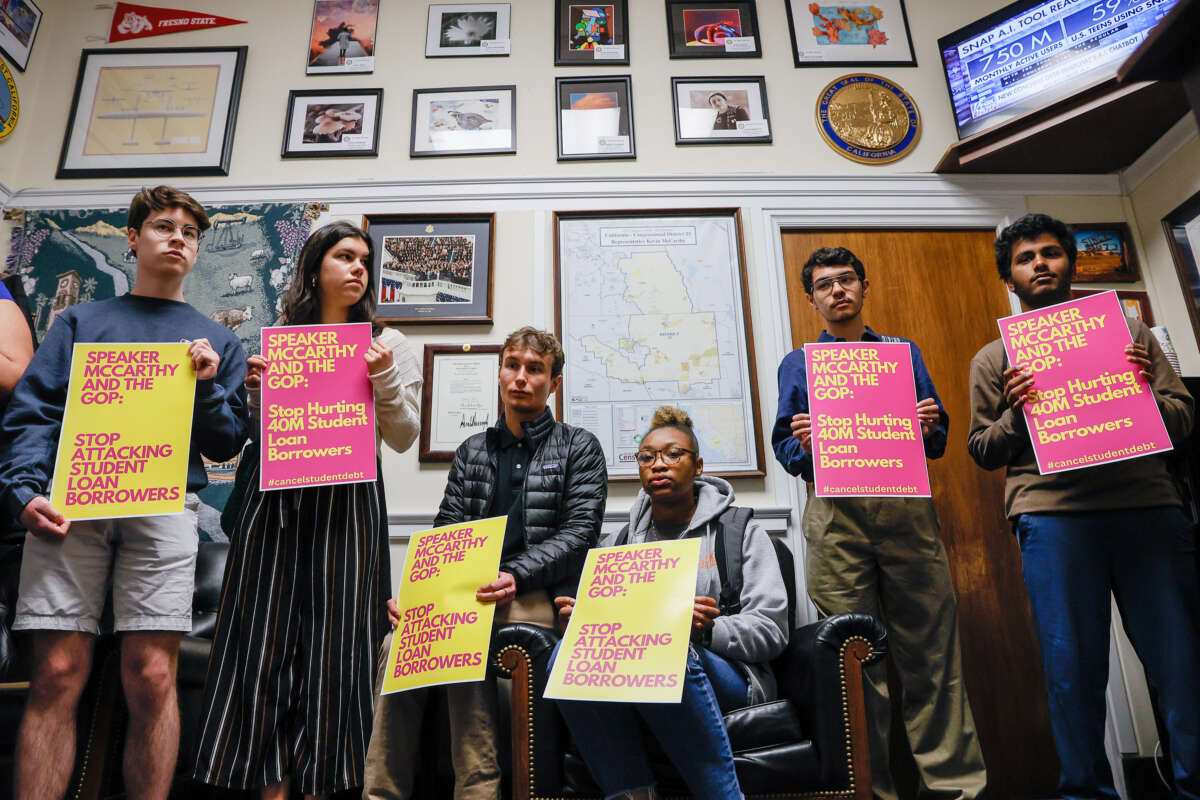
[365,327,607,800]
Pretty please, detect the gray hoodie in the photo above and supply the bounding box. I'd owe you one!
[624,475,790,704]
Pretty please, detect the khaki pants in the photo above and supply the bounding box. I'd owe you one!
[803,486,987,800]
[363,591,557,800]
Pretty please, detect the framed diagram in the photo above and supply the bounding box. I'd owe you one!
[55,47,247,179]
[554,209,764,478]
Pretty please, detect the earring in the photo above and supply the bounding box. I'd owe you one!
[311,275,318,288]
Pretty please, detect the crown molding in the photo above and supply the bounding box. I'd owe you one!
[1121,114,1199,194]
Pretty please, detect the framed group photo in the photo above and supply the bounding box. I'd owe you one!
[672,76,771,144]
[362,213,495,324]
[556,75,635,160]
[282,88,382,158]
[554,0,629,66]
[665,1,761,59]
[1071,222,1141,283]
[410,85,516,157]
[56,46,247,179]
[784,0,916,67]
[307,0,379,74]
[0,0,41,71]
[426,4,511,56]
[419,344,503,461]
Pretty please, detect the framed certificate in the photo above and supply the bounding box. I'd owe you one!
[420,344,503,462]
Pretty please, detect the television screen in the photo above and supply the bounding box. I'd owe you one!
[939,0,1178,140]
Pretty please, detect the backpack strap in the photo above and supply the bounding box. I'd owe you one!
[713,507,753,616]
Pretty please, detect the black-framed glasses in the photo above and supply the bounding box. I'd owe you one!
[635,447,697,467]
[811,272,860,295]
[145,218,202,246]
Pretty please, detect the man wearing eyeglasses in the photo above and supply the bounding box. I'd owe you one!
[0,186,248,800]
[771,247,987,800]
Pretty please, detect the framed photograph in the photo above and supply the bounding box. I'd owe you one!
[419,344,503,462]
[665,1,761,59]
[555,209,765,478]
[784,0,916,67]
[1070,289,1155,327]
[410,85,515,158]
[362,213,495,324]
[56,47,247,179]
[426,4,511,57]
[556,75,635,160]
[307,0,379,74]
[0,0,40,71]
[281,88,382,158]
[555,1,629,66]
[1071,222,1141,283]
[672,76,771,144]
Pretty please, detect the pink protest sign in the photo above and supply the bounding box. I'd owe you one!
[806,341,931,498]
[259,323,377,490]
[998,291,1171,474]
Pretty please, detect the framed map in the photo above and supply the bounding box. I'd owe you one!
[554,209,764,478]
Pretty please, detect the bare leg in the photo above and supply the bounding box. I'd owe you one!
[120,631,182,800]
[14,631,95,800]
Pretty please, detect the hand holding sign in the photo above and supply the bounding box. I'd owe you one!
[188,338,219,380]
[21,496,71,539]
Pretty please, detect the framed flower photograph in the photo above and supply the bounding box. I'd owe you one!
[362,213,495,325]
[426,4,511,56]
[672,76,771,144]
[307,0,379,74]
[0,0,41,72]
[56,47,247,179]
[665,1,761,59]
[410,85,516,157]
[281,88,382,158]
[556,75,635,160]
[555,0,629,66]
[784,0,916,67]
[1071,222,1141,283]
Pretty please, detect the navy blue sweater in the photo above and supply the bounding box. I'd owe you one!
[0,293,249,520]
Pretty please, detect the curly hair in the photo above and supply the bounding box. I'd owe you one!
[994,214,1076,282]
[801,246,866,294]
[644,405,700,453]
[278,221,377,328]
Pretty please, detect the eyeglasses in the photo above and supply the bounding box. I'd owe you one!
[635,447,696,466]
[145,218,202,246]
[811,272,860,295]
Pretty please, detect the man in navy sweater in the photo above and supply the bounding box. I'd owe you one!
[0,186,248,800]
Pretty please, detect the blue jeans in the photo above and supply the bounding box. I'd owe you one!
[550,640,748,800]
[1017,507,1200,800]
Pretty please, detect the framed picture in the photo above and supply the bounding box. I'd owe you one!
[672,76,771,144]
[665,1,761,59]
[281,88,382,158]
[0,0,41,71]
[362,213,495,324]
[1071,222,1141,283]
[426,4,511,57]
[555,209,765,478]
[1163,188,1200,344]
[1070,289,1155,326]
[307,0,379,74]
[56,47,247,179]
[784,0,916,67]
[410,85,516,157]
[419,344,503,461]
[555,1,629,66]
[556,75,635,160]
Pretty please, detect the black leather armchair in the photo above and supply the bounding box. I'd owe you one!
[491,608,887,799]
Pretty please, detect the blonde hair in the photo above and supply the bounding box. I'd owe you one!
[645,405,699,452]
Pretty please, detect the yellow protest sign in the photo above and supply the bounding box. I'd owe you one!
[51,343,196,520]
[381,516,507,694]
[545,538,700,703]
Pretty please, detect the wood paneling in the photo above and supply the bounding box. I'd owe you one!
[780,229,1059,799]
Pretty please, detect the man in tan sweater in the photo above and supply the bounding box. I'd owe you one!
[968,213,1200,800]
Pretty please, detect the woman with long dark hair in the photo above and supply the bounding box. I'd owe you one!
[192,221,421,799]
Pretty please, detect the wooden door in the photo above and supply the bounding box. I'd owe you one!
[780,229,1059,799]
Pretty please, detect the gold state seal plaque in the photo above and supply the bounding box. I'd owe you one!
[816,74,919,165]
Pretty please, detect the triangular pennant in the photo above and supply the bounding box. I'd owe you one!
[109,2,246,42]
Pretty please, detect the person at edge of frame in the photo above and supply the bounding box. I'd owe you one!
[968,213,1200,800]
[0,185,248,800]
[771,246,987,800]
[363,326,608,800]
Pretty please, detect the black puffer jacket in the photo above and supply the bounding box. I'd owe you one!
[434,410,607,596]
